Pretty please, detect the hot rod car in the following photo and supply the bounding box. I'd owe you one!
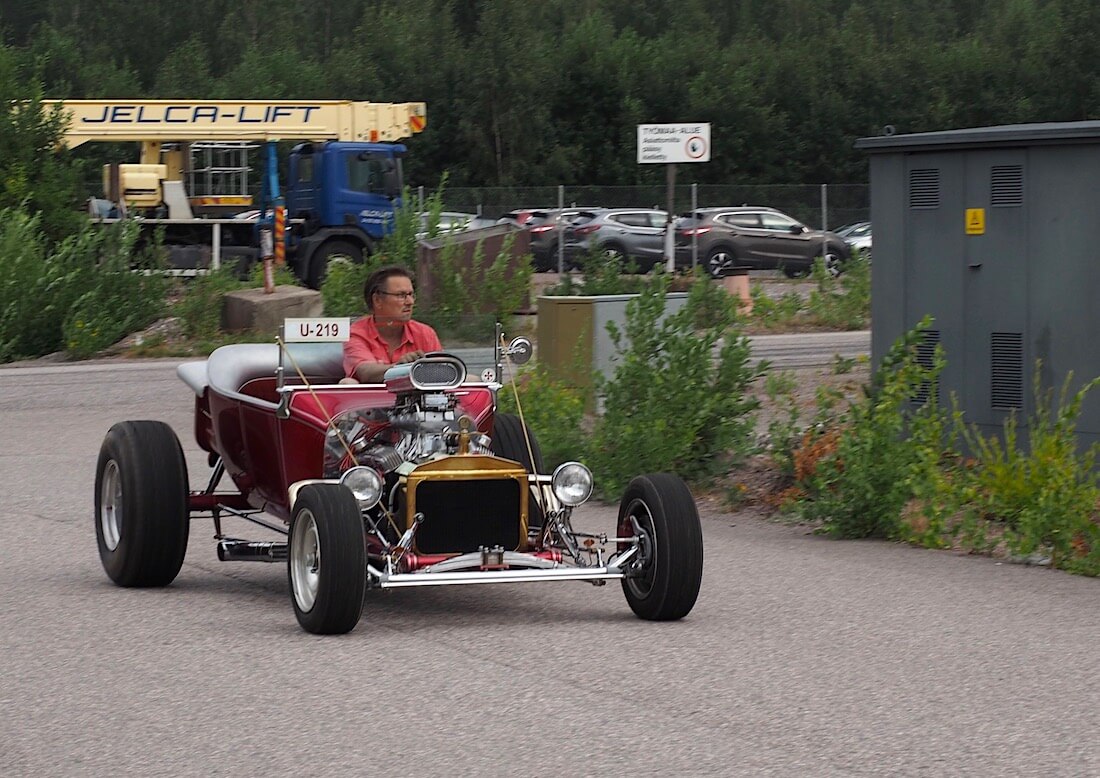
[94,323,704,634]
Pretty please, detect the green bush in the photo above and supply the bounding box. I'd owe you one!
[0,211,164,361]
[496,365,587,470]
[543,247,652,296]
[797,317,950,539]
[805,253,871,330]
[951,371,1100,574]
[747,284,803,329]
[173,267,244,341]
[418,229,532,343]
[320,258,380,317]
[587,275,763,495]
[61,222,165,358]
[0,70,85,242]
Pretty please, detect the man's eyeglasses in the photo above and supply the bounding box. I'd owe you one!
[376,290,416,300]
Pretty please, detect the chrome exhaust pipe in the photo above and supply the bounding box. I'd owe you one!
[217,540,288,562]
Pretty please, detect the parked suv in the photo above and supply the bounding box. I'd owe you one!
[523,207,598,271]
[674,206,850,278]
[563,208,669,272]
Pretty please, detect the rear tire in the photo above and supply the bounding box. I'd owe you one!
[288,484,366,635]
[705,247,736,279]
[534,243,557,273]
[94,421,189,587]
[822,249,845,277]
[600,243,628,271]
[491,413,546,530]
[618,473,703,621]
[308,239,364,290]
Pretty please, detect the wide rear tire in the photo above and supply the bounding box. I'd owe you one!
[491,413,546,530]
[288,484,366,635]
[94,421,190,587]
[618,473,703,621]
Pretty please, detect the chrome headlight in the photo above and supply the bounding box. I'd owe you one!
[340,466,383,509]
[552,462,593,507]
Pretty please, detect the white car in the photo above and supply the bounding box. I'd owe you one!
[835,221,872,258]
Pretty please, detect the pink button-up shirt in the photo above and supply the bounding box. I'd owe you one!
[342,316,442,378]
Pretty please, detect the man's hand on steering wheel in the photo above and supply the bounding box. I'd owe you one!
[396,350,425,364]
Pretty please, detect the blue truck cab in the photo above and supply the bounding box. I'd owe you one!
[286,141,406,288]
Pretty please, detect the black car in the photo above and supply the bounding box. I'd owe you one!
[523,207,599,272]
[675,206,851,278]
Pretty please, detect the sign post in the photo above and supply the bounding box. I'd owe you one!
[637,123,711,272]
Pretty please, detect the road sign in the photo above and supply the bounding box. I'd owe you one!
[637,123,711,164]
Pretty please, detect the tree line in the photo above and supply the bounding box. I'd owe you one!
[2,0,1099,212]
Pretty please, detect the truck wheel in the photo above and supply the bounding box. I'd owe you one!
[94,421,190,587]
[618,473,703,621]
[288,484,366,635]
[308,239,364,290]
[491,413,546,530]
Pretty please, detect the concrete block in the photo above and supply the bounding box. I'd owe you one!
[222,285,324,335]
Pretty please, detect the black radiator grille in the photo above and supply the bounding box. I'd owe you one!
[413,478,522,553]
[911,329,940,404]
[908,169,941,209]
[991,332,1024,410]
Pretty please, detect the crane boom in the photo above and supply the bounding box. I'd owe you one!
[46,99,427,147]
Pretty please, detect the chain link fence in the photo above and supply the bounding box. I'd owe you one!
[431,183,869,231]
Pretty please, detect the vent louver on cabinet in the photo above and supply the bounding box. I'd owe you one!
[990,332,1023,410]
[911,329,940,404]
[991,165,1024,207]
[908,169,940,209]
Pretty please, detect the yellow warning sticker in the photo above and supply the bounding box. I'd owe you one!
[966,208,985,235]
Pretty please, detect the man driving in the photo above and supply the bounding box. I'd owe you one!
[342,265,442,383]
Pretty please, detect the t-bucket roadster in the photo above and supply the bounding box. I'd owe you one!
[94,320,704,634]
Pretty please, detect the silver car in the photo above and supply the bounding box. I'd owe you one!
[563,208,670,272]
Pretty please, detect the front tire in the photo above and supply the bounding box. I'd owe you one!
[618,473,703,621]
[822,248,845,277]
[307,239,364,290]
[288,484,366,635]
[94,421,190,587]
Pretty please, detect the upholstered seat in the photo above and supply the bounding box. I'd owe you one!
[177,342,346,401]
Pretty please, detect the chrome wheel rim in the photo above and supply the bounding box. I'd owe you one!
[707,251,732,277]
[824,252,842,277]
[291,510,321,613]
[623,499,657,598]
[100,460,122,551]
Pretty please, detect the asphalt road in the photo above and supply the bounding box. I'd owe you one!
[2,357,1098,776]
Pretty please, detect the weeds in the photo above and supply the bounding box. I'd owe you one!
[791,316,950,539]
[587,275,763,495]
[0,211,165,361]
[804,253,871,330]
[949,371,1100,574]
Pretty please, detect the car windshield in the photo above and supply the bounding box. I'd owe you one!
[835,222,871,238]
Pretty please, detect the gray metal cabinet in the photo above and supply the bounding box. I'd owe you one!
[858,123,1100,445]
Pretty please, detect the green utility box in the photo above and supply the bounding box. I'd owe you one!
[536,293,689,389]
